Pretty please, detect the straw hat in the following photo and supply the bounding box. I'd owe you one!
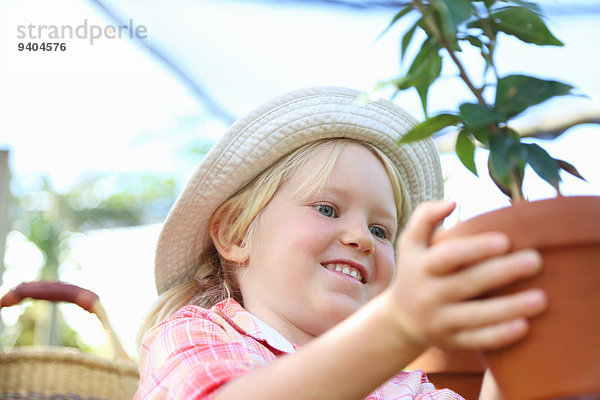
[154,86,443,295]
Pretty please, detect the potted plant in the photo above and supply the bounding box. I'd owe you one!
[379,1,600,399]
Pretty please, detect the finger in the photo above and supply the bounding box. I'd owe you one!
[436,289,547,332]
[423,232,510,275]
[450,318,531,350]
[399,201,456,249]
[443,249,543,301]
[480,369,502,400]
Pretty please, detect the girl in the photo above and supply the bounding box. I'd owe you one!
[134,87,546,399]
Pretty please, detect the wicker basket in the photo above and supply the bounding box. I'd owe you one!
[0,281,139,400]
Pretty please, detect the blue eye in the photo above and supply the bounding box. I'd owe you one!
[315,204,336,218]
[370,226,387,239]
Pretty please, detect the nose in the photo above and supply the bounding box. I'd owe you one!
[340,224,374,255]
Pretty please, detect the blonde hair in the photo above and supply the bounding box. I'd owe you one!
[137,138,408,345]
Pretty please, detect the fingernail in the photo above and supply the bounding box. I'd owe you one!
[521,251,542,269]
[509,318,527,334]
[526,289,546,308]
[489,234,509,251]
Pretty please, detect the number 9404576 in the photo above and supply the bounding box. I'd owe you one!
[18,42,66,51]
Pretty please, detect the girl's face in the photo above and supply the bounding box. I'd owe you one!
[238,143,398,345]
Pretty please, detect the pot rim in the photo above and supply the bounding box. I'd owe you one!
[435,195,600,251]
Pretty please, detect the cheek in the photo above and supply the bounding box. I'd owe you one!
[252,212,329,265]
[284,213,333,249]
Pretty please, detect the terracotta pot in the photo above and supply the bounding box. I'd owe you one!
[436,196,600,400]
[407,347,485,399]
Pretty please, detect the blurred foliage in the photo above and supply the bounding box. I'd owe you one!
[3,172,178,349]
[8,301,88,350]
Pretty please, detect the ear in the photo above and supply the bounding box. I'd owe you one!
[209,214,249,264]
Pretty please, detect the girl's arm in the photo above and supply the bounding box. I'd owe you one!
[215,294,426,400]
[215,201,546,400]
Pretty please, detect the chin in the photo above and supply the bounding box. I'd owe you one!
[317,296,364,327]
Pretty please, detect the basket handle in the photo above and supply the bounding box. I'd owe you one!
[1,281,98,312]
[0,281,131,361]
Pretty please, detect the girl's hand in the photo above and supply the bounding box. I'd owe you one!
[385,201,548,350]
[479,369,503,400]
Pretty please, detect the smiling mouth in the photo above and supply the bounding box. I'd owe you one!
[323,263,364,283]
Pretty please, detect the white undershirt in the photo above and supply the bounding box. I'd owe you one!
[248,313,296,353]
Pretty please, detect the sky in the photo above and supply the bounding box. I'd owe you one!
[1,0,599,357]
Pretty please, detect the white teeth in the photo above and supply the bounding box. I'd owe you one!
[324,263,363,283]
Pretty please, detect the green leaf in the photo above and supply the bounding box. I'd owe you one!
[415,56,442,115]
[441,0,473,27]
[388,75,411,91]
[399,113,461,143]
[377,4,414,41]
[461,34,484,48]
[459,102,506,130]
[407,37,440,77]
[557,159,586,181]
[491,6,563,46]
[488,134,513,180]
[389,38,441,96]
[523,143,560,190]
[429,1,455,42]
[428,0,470,51]
[456,129,478,176]
[401,19,420,64]
[488,133,524,182]
[504,0,542,14]
[487,155,523,199]
[470,127,491,146]
[405,37,443,115]
[495,74,573,118]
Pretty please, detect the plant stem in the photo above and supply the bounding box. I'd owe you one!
[410,0,527,201]
[448,46,488,105]
[412,0,488,106]
[509,169,524,202]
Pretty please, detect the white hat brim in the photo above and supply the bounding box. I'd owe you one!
[155,86,443,295]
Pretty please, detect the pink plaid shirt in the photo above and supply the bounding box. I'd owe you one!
[134,299,464,399]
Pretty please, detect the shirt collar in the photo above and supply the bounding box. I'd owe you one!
[213,298,299,354]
